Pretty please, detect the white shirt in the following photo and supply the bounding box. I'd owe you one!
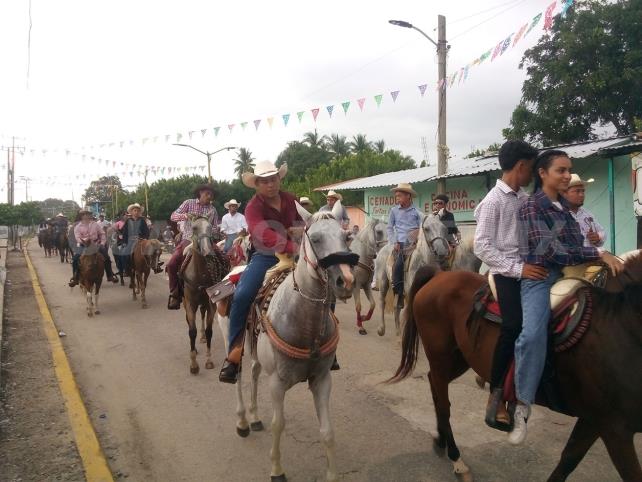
[474,179,528,279]
[569,206,606,248]
[220,212,248,235]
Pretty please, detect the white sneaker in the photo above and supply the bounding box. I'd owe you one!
[508,404,530,445]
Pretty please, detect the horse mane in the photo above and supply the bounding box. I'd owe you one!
[598,250,642,317]
[354,218,379,243]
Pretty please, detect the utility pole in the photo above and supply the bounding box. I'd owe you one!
[18,176,31,201]
[436,15,448,195]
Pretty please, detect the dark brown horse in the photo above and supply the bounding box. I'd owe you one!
[40,226,55,257]
[55,229,72,263]
[130,239,163,309]
[77,242,105,317]
[181,217,230,374]
[389,251,642,482]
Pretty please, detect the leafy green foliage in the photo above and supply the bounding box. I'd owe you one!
[36,198,80,220]
[233,148,255,179]
[464,142,502,159]
[82,176,123,206]
[504,0,642,145]
[276,141,333,179]
[0,202,43,225]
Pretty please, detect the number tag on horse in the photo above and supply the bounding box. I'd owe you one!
[206,279,236,304]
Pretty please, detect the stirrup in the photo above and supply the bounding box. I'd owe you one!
[485,388,513,432]
[167,293,181,310]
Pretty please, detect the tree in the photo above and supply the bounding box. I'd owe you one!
[276,141,333,180]
[349,134,372,155]
[327,133,350,158]
[83,176,123,208]
[464,142,502,159]
[0,202,42,225]
[233,148,255,179]
[503,0,642,145]
[37,198,80,220]
[374,139,386,154]
[302,130,327,149]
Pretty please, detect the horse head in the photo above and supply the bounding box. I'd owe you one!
[144,239,163,271]
[190,216,215,257]
[296,200,358,301]
[420,213,450,260]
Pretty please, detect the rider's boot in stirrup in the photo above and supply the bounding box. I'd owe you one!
[167,289,181,310]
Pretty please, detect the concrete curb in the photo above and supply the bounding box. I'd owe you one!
[0,238,9,387]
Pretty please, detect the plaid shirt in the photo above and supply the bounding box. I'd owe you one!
[519,190,599,268]
[170,199,218,241]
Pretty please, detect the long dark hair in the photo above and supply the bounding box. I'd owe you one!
[532,149,569,193]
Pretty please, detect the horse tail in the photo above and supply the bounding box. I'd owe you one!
[387,265,439,384]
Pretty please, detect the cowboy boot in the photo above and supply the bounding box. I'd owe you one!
[485,387,512,432]
[219,341,243,384]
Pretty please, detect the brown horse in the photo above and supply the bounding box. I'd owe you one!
[77,242,105,317]
[40,226,55,257]
[130,239,163,309]
[181,217,230,374]
[55,229,72,263]
[389,251,642,482]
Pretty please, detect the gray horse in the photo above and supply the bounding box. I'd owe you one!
[217,201,357,482]
[349,218,387,335]
[376,213,450,338]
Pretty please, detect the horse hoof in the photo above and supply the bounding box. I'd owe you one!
[358,328,367,335]
[142,303,148,309]
[432,439,446,458]
[87,311,94,318]
[377,327,385,336]
[205,361,214,370]
[455,472,473,482]
[250,421,264,431]
[271,474,287,482]
[94,310,100,315]
[236,426,250,438]
[190,366,199,375]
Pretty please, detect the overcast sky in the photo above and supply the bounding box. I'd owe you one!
[0,0,558,204]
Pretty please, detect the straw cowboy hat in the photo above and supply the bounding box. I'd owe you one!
[325,190,343,201]
[78,209,92,217]
[299,196,312,206]
[568,173,586,188]
[390,182,417,197]
[224,199,241,209]
[56,212,65,217]
[242,161,288,188]
[127,203,145,214]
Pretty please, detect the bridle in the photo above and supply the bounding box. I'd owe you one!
[422,216,450,259]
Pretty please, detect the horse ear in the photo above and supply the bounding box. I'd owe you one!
[331,200,343,221]
[295,201,312,222]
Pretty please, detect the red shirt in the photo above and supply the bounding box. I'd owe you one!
[245,191,303,254]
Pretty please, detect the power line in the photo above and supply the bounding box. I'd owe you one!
[450,0,531,41]
[449,0,523,25]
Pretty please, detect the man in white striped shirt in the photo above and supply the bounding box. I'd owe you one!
[474,140,547,433]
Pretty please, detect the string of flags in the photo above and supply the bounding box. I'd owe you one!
[442,0,573,89]
[12,0,573,157]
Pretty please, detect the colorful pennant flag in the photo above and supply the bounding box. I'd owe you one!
[228,124,235,133]
[544,0,557,30]
[214,126,220,136]
[357,98,366,111]
[390,90,399,102]
[491,40,503,61]
[282,114,290,126]
[560,0,573,17]
[311,108,320,122]
[513,23,529,46]
[176,134,182,142]
[201,129,207,137]
[418,84,428,96]
[341,101,350,114]
[525,12,543,37]
[500,34,514,56]
[188,131,195,139]
[296,111,305,123]
[374,94,383,107]
[254,119,261,130]
[326,105,334,117]
[241,122,248,130]
[267,117,274,128]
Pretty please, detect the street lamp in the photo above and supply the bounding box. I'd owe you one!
[172,144,236,183]
[389,17,448,194]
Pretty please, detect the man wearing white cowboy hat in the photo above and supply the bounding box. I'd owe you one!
[219,160,306,383]
[299,196,314,211]
[52,212,69,238]
[167,183,219,309]
[387,183,421,308]
[220,199,248,253]
[562,173,606,248]
[320,190,350,228]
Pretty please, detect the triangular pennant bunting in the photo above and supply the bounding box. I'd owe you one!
[254,119,261,130]
[390,90,399,102]
[282,114,290,126]
[418,84,428,96]
[188,131,195,139]
[228,124,235,133]
[341,101,350,114]
[201,129,207,137]
[374,94,383,107]
[526,12,543,36]
[357,98,366,111]
[560,0,573,17]
[326,105,334,117]
[267,117,274,128]
[513,23,529,47]
[241,122,248,130]
[544,0,557,29]
[214,127,220,136]
[311,108,320,122]
[296,111,305,123]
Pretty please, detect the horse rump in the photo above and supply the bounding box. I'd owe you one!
[387,265,440,383]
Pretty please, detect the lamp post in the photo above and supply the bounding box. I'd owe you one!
[389,17,448,194]
[172,144,236,183]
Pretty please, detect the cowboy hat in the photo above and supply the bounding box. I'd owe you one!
[568,174,585,188]
[299,196,312,205]
[78,209,92,217]
[390,182,417,197]
[241,161,287,189]
[224,199,241,209]
[192,183,217,199]
[127,203,145,214]
[56,212,65,217]
[325,190,343,201]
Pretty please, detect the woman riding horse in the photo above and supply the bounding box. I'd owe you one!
[69,210,118,286]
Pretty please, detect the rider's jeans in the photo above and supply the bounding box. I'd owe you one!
[515,267,561,405]
[167,239,190,292]
[227,253,277,352]
[392,241,409,294]
[223,233,238,253]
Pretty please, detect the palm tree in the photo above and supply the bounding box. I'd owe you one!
[374,139,386,154]
[302,129,327,149]
[327,133,350,158]
[349,134,372,155]
[233,148,255,179]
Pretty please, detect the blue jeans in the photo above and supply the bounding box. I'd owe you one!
[223,233,238,253]
[392,242,409,294]
[227,253,277,352]
[515,268,561,405]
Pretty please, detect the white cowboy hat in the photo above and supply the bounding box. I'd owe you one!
[241,161,287,188]
[325,190,343,201]
[568,173,586,188]
[390,182,417,197]
[299,196,312,205]
[224,199,241,209]
[127,203,145,214]
[56,212,65,217]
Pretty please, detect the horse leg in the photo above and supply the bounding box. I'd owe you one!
[93,286,100,315]
[354,289,367,335]
[186,304,199,375]
[377,278,389,336]
[235,363,250,437]
[599,427,642,481]
[427,353,472,482]
[200,305,207,343]
[141,272,148,309]
[310,370,338,482]
[248,359,263,431]
[131,270,137,300]
[394,303,401,339]
[363,285,376,322]
[86,286,94,318]
[269,375,288,481]
[204,307,215,369]
[547,418,599,482]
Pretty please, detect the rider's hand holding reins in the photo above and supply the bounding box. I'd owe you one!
[600,251,625,277]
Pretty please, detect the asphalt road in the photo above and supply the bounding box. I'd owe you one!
[27,243,635,481]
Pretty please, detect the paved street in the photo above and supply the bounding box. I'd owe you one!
[15,243,636,481]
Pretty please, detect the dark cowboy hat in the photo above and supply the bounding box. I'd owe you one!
[78,209,93,217]
[434,193,450,203]
[192,183,217,199]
